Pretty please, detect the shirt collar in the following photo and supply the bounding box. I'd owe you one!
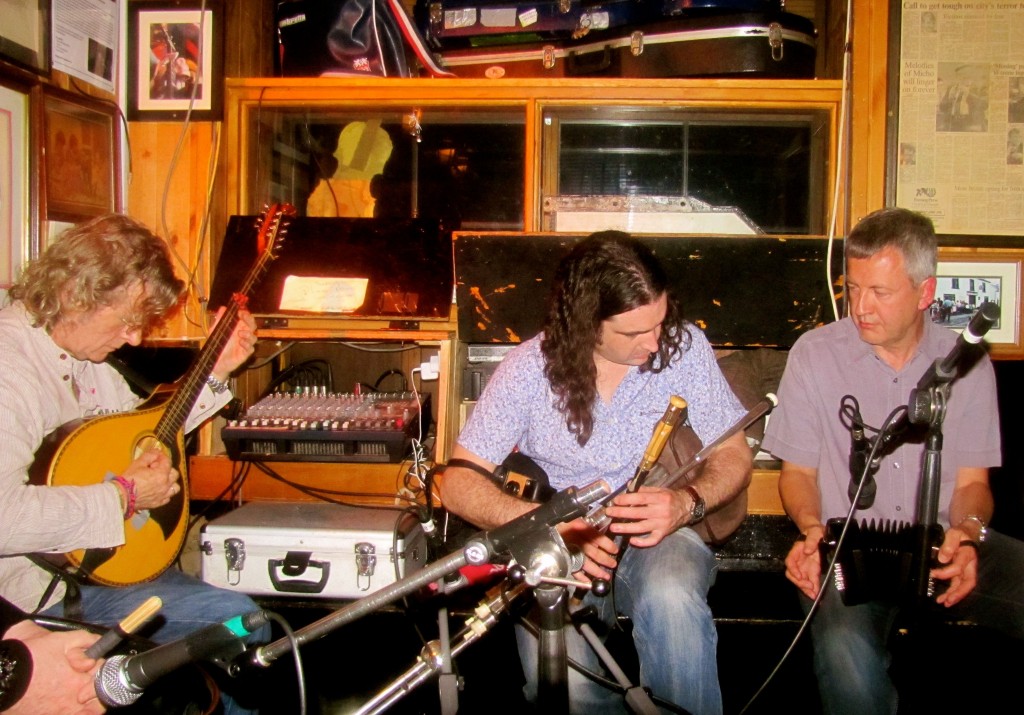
[841,314,932,376]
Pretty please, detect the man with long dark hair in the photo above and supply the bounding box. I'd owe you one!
[442,232,752,714]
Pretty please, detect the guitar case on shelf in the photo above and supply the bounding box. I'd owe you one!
[415,0,785,50]
[434,10,816,79]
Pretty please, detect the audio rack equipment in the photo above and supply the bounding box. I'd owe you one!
[221,390,429,463]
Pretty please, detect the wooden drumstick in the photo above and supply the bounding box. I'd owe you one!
[85,596,162,659]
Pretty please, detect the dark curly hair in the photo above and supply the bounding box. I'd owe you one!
[541,231,691,446]
[9,214,184,333]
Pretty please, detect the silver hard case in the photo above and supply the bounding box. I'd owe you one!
[200,501,426,599]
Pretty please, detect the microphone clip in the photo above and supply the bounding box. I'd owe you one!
[848,425,881,509]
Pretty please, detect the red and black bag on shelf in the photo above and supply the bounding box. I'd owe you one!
[276,0,454,78]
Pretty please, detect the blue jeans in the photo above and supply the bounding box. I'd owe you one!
[804,529,1024,715]
[517,527,721,714]
[43,568,269,715]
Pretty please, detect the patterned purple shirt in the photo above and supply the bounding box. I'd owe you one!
[458,328,747,492]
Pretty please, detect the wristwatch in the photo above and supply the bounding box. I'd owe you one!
[960,514,989,543]
[683,485,706,525]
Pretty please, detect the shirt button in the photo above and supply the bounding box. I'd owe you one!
[62,374,70,382]
[894,462,900,469]
[896,506,902,512]
[893,377,898,383]
[60,353,68,360]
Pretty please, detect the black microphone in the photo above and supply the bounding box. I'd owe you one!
[94,610,268,707]
[848,425,879,509]
[915,301,999,391]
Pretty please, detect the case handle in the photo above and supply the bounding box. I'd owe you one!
[566,46,613,76]
[268,551,331,593]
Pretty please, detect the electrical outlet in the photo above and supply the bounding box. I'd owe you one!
[419,353,440,380]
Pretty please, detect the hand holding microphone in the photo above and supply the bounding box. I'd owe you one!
[95,611,268,708]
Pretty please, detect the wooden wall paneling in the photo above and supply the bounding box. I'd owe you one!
[848,0,890,223]
[223,0,275,78]
[126,121,216,340]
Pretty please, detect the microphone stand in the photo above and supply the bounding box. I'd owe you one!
[906,371,950,607]
[353,581,530,715]
[503,529,659,715]
[836,302,998,608]
[239,480,611,670]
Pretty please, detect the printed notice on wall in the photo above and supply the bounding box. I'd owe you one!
[895,1,1024,235]
[52,0,120,93]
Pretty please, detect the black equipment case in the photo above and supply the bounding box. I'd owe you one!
[416,0,785,49]
[435,10,816,79]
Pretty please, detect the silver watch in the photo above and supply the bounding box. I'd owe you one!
[960,514,988,543]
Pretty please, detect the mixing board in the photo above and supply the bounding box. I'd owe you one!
[221,390,428,463]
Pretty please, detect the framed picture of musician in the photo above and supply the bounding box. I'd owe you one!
[40,88,120,222]
[126,0,223,121]
[935,250,1024,359]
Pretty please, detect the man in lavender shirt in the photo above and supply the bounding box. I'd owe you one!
[442,232,751,714]
[762,207,1024,714]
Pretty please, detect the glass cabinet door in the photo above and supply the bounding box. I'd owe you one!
[243,105,526,231]
[541,106,830,235]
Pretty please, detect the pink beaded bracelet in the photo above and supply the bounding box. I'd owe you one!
[112,475,137,520]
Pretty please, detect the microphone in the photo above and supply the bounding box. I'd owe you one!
[848,425,879,509]
[913,301,999,399]
[94,610,268,707]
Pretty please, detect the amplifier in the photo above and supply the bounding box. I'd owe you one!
[466,344,515,363]
[221,391,430,463]
[462,344,514,400]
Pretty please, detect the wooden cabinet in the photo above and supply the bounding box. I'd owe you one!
[190,319,457,504]
[219,77,847,229]
[185,77,851,505]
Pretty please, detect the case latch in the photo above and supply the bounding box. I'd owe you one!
[355,542,377,591]
[225,537,246,586]
[542,45,557,70]
[768,22,784,62]
[630,31,645,57]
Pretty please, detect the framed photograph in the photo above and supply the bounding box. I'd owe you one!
[0,0,50,75]
[936,250,1024,358]
[40,87,119,222]
[127,0,223,121]
[0,79,30,289]
[886,1,1024,241]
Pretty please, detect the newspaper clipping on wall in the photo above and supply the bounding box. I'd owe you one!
[896,1,1024,236]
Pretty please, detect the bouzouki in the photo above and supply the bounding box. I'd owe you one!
[30,204,295,587]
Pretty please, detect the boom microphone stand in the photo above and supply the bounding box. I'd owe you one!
[235,479,611,671]
[834,302,999,607]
